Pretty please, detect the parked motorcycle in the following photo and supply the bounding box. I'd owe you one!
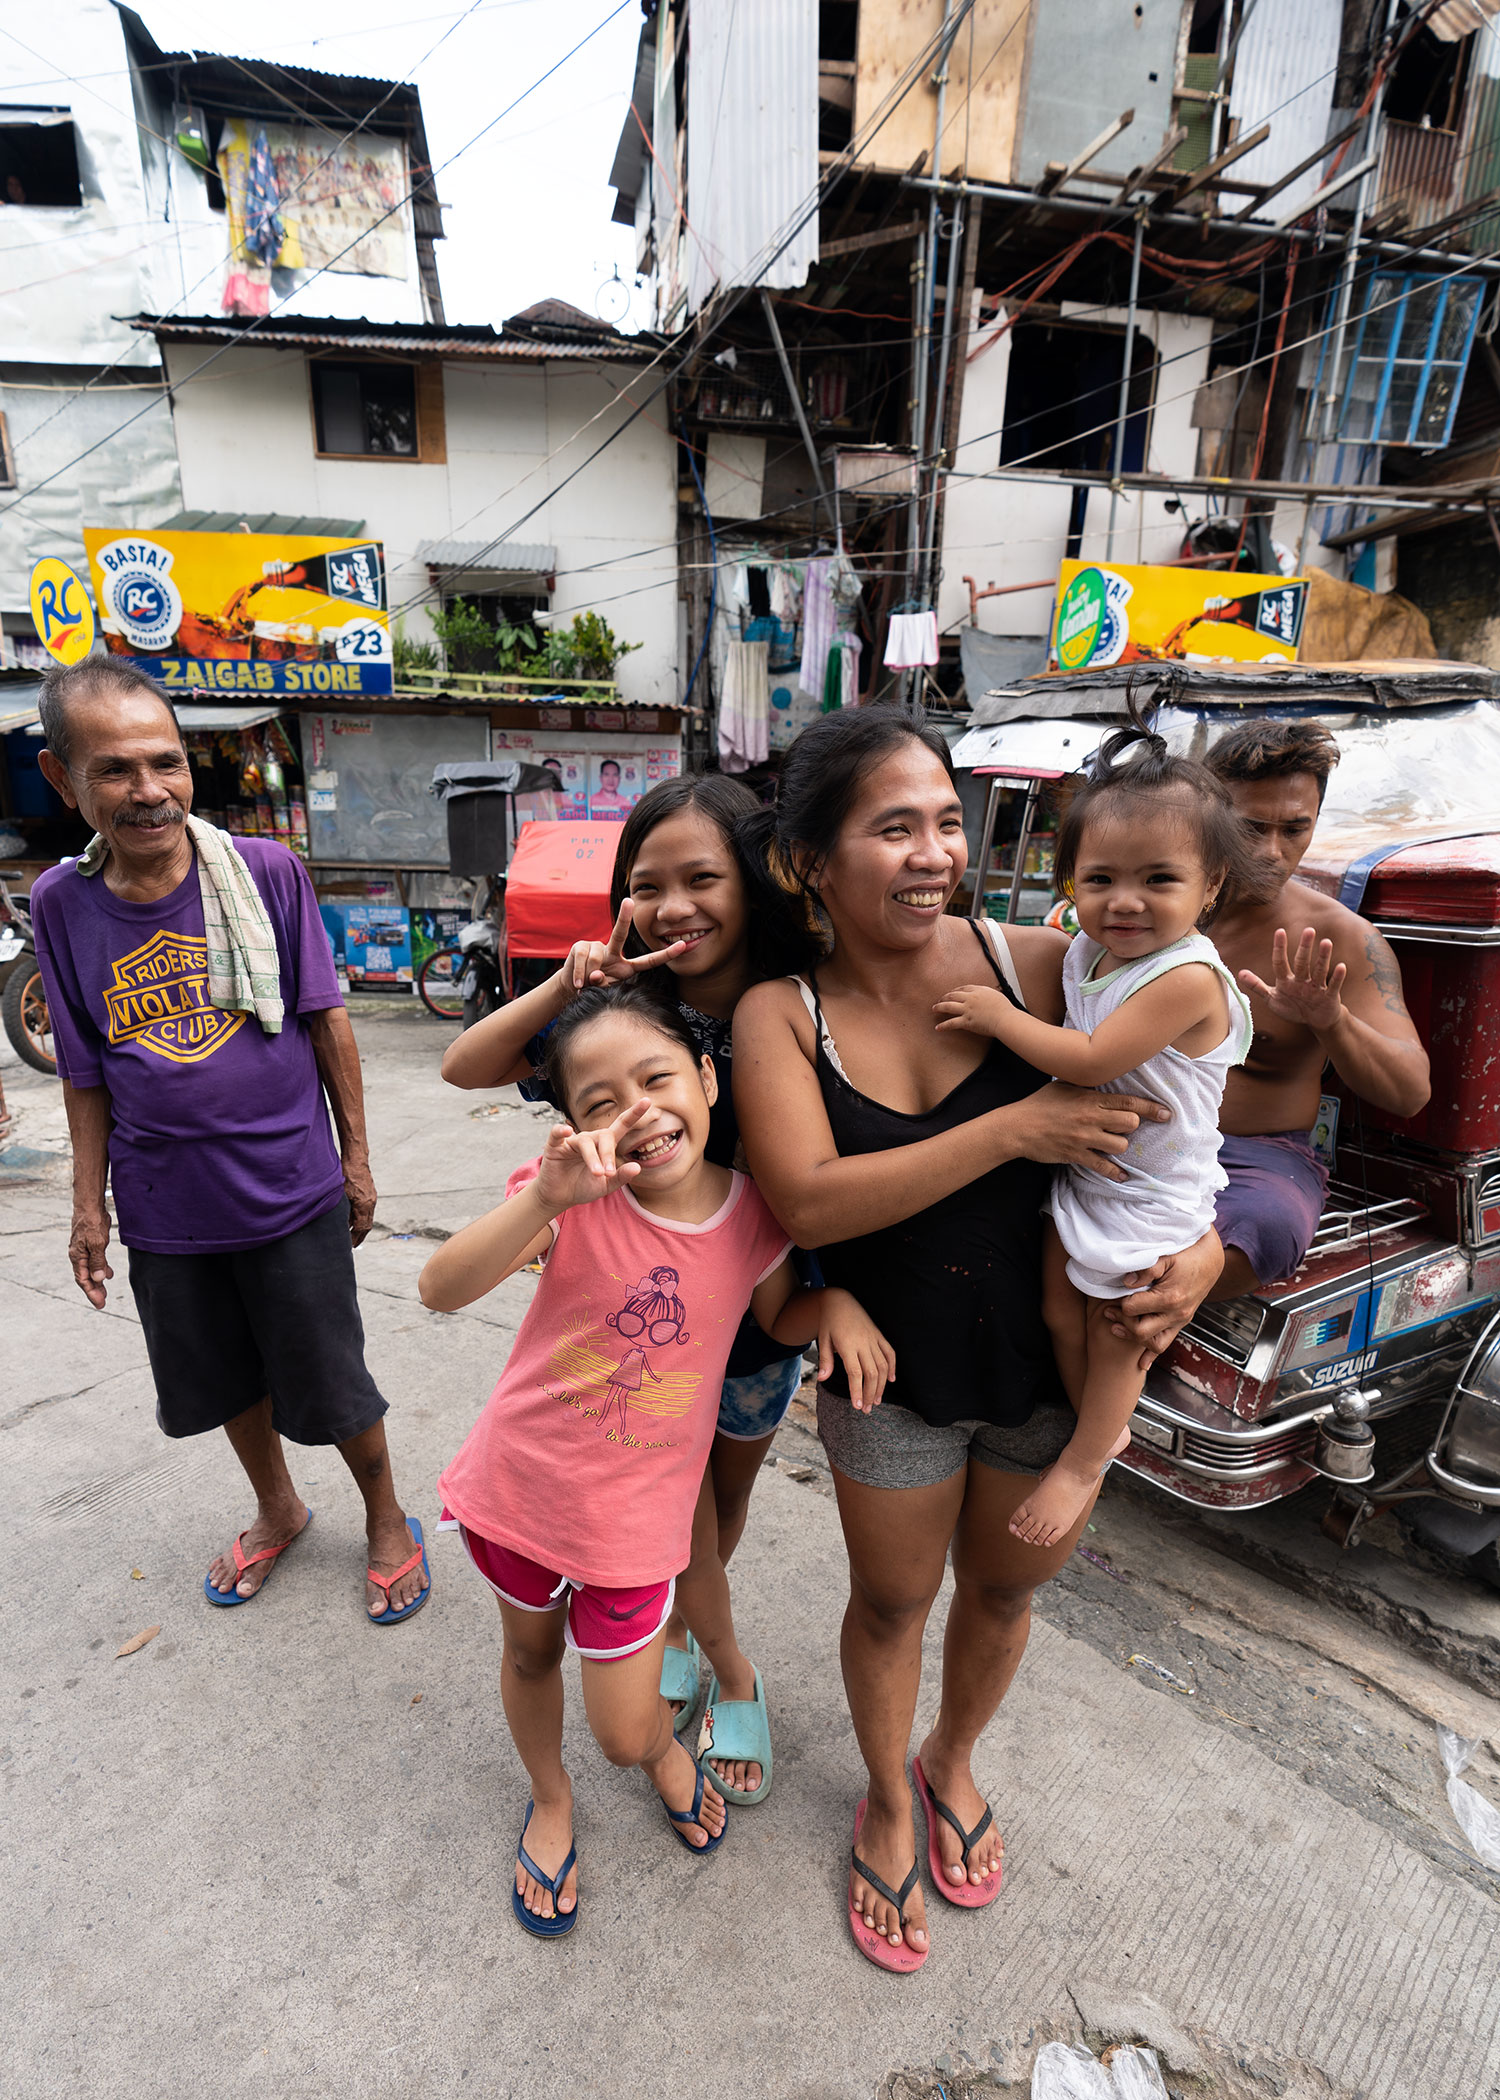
[0,874,54,1075]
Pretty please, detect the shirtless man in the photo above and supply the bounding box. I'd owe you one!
[1203,721,1431,1300]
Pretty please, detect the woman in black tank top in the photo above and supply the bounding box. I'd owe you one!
[734,711,1223,1973]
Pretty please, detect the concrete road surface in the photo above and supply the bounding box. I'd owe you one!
[3,1014,1498,2100]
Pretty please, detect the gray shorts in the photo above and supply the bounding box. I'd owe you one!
[816,1388,1077,1491]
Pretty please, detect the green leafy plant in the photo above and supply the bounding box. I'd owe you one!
[429,596,498,673]
[538,612,642,681]
[391,618,440,677]
[494,617,539,673]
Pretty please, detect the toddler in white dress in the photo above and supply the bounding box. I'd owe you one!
[935,718,1254,1548]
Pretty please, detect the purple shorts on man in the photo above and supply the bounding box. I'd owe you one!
[1214,1132,1329,1287]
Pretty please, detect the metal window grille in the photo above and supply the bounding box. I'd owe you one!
[1311,271,1485,448]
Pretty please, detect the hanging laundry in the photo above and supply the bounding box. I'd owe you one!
[799,556,835,698]
[718,639,771,772]
[769,563,802,626]
[744,614,799,673]
[883,610,940,669]
[244,129,285,265]
[839,632,863,710]
[822,645,843,714]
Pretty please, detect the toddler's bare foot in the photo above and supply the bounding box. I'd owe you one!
[1009,1428,1130,1547]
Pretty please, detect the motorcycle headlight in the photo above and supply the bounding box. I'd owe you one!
[1449,1315,1500,1479]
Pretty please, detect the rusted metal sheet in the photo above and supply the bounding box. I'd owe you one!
[1379,118,1463,228]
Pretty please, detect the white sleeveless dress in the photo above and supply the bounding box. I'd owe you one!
[1050,931,1253,1298]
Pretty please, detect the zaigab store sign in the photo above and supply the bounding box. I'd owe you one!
[82,527,392,695]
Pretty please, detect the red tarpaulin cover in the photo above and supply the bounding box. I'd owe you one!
[505,822,618,959]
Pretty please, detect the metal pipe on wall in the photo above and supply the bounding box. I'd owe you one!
[901,174,1500,277]
[1106,212,1146,559]
[1320,0,1404,444]
[906,0,957,602]
[922,191,966,599]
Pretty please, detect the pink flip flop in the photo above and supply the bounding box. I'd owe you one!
[848,1800,929,1973]
[913,1754,1003,1909]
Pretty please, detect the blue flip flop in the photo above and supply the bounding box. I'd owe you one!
[697,1667,773,1805]
[512,1800,578,1938]
[665,1755,726,1856]
[661,1628,703,1736]
[368,1516,431,1626]
[203,1507,312,1606]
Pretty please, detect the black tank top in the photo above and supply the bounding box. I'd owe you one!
[802,920,1064,1429]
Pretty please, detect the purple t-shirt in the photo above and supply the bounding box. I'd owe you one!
[31,837,345,1254]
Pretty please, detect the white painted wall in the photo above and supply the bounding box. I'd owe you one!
[940,300,1215,639]
[161,344,680,703]
[0,2,426,372]
[0,1,431,625]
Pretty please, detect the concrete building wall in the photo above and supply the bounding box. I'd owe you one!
[940,297,1213,643]
[161,344,680,704]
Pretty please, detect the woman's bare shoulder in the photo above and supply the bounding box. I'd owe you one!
[1003,923,1071,970]
[734,975,812,1043]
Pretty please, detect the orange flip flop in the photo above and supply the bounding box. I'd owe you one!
[848,1800,929,1973]
[913,1754,1002,1908]
[203,1508,312,1606]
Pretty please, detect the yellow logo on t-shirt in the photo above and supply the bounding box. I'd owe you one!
[103,929,247,1064]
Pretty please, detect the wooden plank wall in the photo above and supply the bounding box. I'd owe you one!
[851,0,1032,184]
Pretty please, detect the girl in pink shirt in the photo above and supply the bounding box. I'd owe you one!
[422,980,893,1938]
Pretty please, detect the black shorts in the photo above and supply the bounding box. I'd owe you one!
[127,1197,388,1446]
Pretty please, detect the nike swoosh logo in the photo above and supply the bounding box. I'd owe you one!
[605,1595,656,1622]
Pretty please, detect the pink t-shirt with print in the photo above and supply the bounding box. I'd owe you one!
[438,1173,791,1587]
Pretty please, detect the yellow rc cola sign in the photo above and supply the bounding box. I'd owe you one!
[29,558,96,665]
[1048,561,1308,671]
[81,527,392,696]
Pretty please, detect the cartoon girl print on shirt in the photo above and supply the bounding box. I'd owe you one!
[604,1267,690,1430]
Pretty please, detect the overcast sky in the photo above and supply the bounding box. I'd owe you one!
[140,0,651,330]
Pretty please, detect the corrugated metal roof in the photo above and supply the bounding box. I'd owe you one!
[1230,0,1342,217]
[685,0,819,316]
[129,316,654,362]
[1430,0,1500,40]
[416,541,557,574]
[157,510,366,537]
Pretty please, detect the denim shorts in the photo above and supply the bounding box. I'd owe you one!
[816,1389,1078,1490]
[716,1352,806,1442]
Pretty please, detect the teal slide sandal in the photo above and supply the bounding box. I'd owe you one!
[661,1628,703,1736]
[696,1667,772,1805]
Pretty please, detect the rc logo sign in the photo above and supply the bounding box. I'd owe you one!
[94,537,183,654]
[104,930,246,1064]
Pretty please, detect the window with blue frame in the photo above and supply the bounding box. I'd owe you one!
[1311,272,1484,448]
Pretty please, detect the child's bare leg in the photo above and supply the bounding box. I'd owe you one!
[1010,1298,1140,1548]
[497,1597,577,1921]
[580,1627,727,1849]
[1041,1222,1087,1409]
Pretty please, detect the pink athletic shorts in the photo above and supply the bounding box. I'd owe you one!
[444,1511,674,1660]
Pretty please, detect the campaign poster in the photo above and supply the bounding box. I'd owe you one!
[82,527,392,696]
[588,750,644,820]
[535,750,590,820]
[1048,561,1308,672]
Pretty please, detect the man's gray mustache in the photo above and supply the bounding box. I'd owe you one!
[115,804,186,827]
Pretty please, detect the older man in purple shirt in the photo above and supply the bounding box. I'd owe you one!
[31,658,429,1621]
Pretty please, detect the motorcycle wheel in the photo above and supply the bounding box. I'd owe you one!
[2,959,56,1073]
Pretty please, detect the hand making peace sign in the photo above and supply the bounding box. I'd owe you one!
[557,898,690,995]
[534,1098,658,1211]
